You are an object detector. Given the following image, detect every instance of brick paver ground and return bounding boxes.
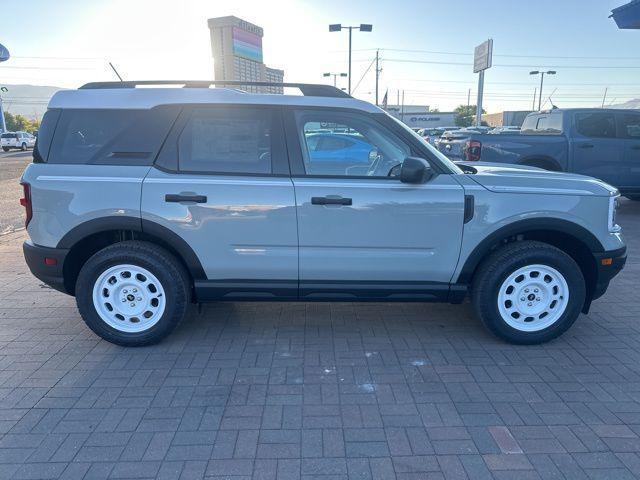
[0,199,639,479]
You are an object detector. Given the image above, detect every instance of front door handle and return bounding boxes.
[311,196,352,206]
[577,144,594,149]
[165,194,207,203]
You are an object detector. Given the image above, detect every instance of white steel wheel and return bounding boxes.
[497,264,569,332]
[92,264,166,333]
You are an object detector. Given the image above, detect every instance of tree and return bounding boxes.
[3,111,40,133]
[454,104,486,127]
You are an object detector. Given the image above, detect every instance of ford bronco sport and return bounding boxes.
[21,81,626,346]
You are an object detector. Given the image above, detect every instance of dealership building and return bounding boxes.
[383,105,457,129]
[207,16,284,94]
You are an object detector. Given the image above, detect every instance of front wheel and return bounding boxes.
[472,241,585,344]
[75,241,190,346]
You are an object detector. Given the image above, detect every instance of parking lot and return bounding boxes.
[0,155,640,479]
[0,150,30,235]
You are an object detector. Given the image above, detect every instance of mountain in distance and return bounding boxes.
[608,98,640,110]
[0,84,64,119]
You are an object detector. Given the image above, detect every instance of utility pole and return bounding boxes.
[375,49,380,106]
[467,88,471,108]
[532,88,537,111]
[401,90,405,122]
[601,87,608,108]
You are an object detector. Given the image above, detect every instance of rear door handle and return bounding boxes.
[578,144,594,149]
[165,194,207,203]
[311,196,352,206]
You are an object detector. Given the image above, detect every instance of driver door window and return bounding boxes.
[296,111,410,177]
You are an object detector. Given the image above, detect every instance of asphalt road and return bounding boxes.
[0,150,31,235]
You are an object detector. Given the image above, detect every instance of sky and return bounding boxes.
[0,0,638,113]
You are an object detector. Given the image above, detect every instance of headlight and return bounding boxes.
[608,195,621,233]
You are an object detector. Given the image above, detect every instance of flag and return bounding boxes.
[381,89,388,109]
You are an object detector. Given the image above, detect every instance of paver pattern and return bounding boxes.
[0,199,639,479]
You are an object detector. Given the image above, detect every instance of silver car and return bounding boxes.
[21,81,626,346]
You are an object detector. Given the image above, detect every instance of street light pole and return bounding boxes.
[530,70,556,111]
[323,72,347,88]
[329,23,373,95]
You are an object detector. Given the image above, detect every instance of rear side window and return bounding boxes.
[33,109,61,163]
[48,107,179,165]
[575,112,616,138]
[177,107,273,174]
[618,113,640,138]
[1,133,17,139]
[521,113,562,134]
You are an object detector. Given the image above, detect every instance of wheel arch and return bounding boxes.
[518,155,563,171]
[57,216,205,295]
[458,218,602,308]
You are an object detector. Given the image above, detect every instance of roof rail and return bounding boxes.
[79,80,351,98]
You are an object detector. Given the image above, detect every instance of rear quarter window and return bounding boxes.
[47,107,179,165]
[33,109,61,163]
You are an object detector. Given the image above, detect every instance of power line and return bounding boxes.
[384,58,640,69]
[351,47,640,61]
[352,57,376,94]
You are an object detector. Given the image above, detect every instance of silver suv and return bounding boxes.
[21,81,626,346]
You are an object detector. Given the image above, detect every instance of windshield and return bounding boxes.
[386,114,463,174]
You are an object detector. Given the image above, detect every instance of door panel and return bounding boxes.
[570,112,624,186]
[617,112,640,190]
[142,105,298,287]
[142,170,298,281]
[293,175,465,285]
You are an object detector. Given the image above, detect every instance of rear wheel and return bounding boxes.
[472,241,585,344]
[75,241,190,346]
[2,147,9,152]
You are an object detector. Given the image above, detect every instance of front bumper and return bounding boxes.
[591,246,627,301]
[23,241,71,295]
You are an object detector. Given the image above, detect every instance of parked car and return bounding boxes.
[21,81,625,346]
[436,129,477,159]
[1,131,36,151]
[304,132,375,175]
[489,126,521,134]
[460,108,640,200]
[418,127,454,146]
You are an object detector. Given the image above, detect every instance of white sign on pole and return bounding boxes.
[474,39,493,127]
[473,39,493,73]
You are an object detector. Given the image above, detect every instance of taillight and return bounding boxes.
[465,140,482,161]
[20,182,32,228]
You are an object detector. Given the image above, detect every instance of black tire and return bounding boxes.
[471,240,585,344]
[75,241,190,346]
[2,147,9,152]
[20,143,27,151]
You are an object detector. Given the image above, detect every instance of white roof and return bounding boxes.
[48,87,383,114]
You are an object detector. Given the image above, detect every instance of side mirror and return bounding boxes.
[400,157,434,184]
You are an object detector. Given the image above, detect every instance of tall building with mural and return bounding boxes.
[207,16,284,94]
